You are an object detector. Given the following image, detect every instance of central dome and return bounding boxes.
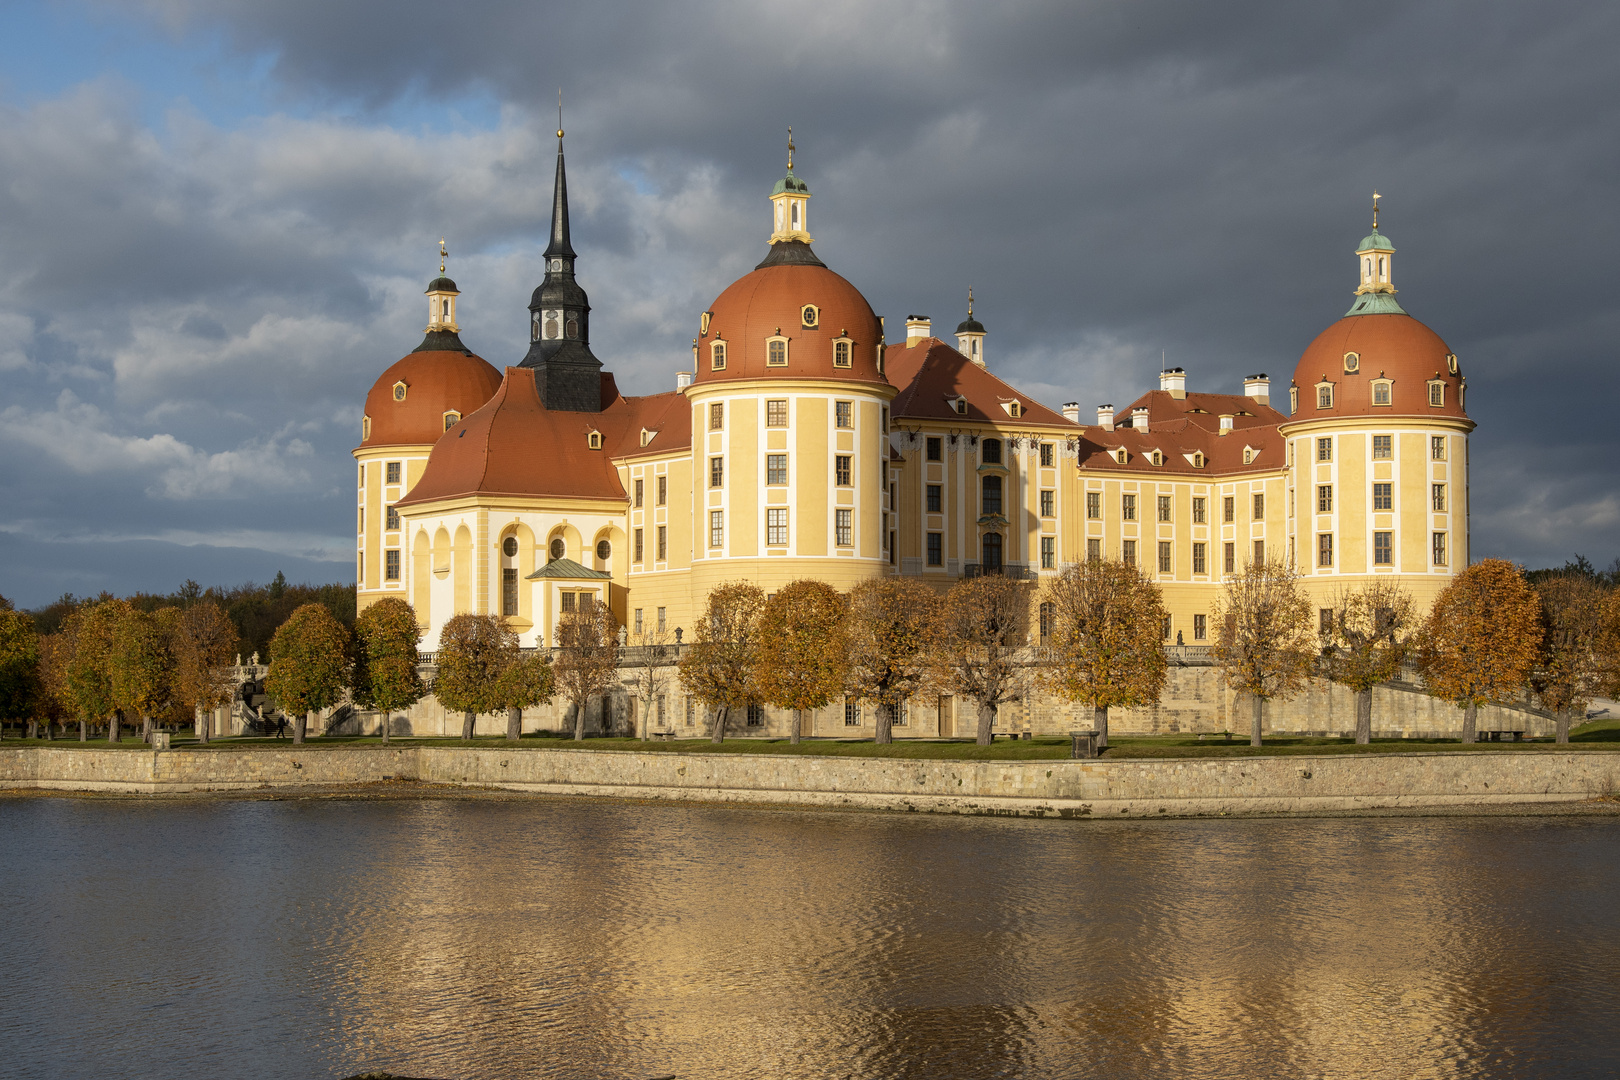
[695,261,885,385]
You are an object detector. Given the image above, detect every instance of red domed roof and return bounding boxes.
[694,262,885,386]
[1290,313,1467,422]
[360,339,502,448]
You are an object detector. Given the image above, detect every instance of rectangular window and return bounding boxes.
[1122,494,1137,521]
[634,528,644,562]
[1156,495,1171,522]
[1122,540,1136,566]
[1158,541,1172,573]
[927,484,942,513]
[1253,540,1265,565]
[844,700,860,727]
[1220,496,1233,523]
[1374,531,1393,565]
[1087,492,1101,520]
[1040,490,1054,517]
[767,399,788,427]
[835,455,852,486]
[1432,484,1446,512]
[1372,434,1392,459]
[767,454,788,485]
[888,482,895,511]
[1433,532,1447,566]
[747,703,765,726]
[1193,542,1206,574]
[386,461,401,484]
[709,456,724,487]
[1373,382,1392,407]
[982,439,1002,465]
[881,408,888,433]
[657,525,667,561]
[1318,533,1333,567]
[926,436,942,461]
[1373,482,1393,510]
[835,401,853,428]
[1042,537,1056,569]
[835,509,853,546]
[709,402,724,430]
[1320,608,1333,636]
[358,552,363,585]
[1431,435,1446,461]
[634,608,643,633]
[502,568,517,615]
[657,607,667,632]
[767,508,788,546]
[1224,542,1235,574]
[1193,613,1207,640]
[1086,538,1101,562]
[709,511,724,548]
[657,475,667,505]
[561,591,576,613]
[1317,437,1333,462]
[1429,382,1445,407]
[1252,493,1264,519]
[385,549,401,581]
[1040,443,1054,467]
[386,505,400,531]
[927,532,943,566]
[1193,497,1206,524]
[1317,385,1333,409]
[1318,485,1333,513]
[634,478,644,507]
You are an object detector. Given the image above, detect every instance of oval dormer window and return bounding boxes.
[393,382,407,402]
[1343,352,1360,373]
[801,305,818,329]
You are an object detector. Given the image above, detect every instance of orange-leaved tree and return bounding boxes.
[36,632,74,739]
[1531,574,1614,744]
[266,603,351,744]
[171,602,238,745]
[1416,559,1541,743]
[1213,558,1316,747]
[844,578,940,745]
[553,601,620,740]
[1041,559,1167,750]
[931,574,1032,746]
[433,613,515,741]
[110,606,177,743]
[65,600,128,742]
[679,582,766,744]
[1319,580,1416,744]
[352,598,424,744]
[754,580,848,744]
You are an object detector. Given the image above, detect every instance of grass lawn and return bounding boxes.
[4,722,1616,760]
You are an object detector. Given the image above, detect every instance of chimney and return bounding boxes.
[1132,406,1150,433]
[1218,414,1234,434]
[1097,404,1114,431]
[1062,402,1080,423]
[676,371,693,390]
[905,315,931,346]
[1159,366,1187,399]
[1243,373,1270,406]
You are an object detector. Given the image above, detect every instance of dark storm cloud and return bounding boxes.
[1,0,1616,606]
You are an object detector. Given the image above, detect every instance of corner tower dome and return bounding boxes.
[1288,198,1467,423]
[693,138,885,386]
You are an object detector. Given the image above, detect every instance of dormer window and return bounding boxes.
[952,396,968,416]
[362,415,372,441]
[1002,401,1022,419]
[766,336,789,367]
[1151,450,1163,466]
[442,410,461,432]
[1316,382,1334,409]
[833,337,852,368]
[1243,447,1255,465]
[1446,353,1459,375]
[1115,449,1128,465]
[587,430,602,450]
[640,428,657,447]
[392,381,408,402]
[700,311,712,335]
[1343,352,1360,373]
[711,340,727,370]
[1192,451,1205,468]
[1371,378,1393,406]
[1289,386,1299,412]
[801,305,819,329]
[1428,380,1446,407]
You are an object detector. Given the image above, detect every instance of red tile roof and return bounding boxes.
[886,338,1078,427]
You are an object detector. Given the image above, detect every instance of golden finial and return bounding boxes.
[439,237,447,274]
[787,125,794,171]
[1372,190,1381,230]
[967,286,974,318]
[557,89,564,140]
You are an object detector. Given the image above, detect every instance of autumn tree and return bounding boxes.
[1416,559,1542,743]
[171,602,239,745]
[1041,559,1168,750]
[844,578,940,744]
[1531,575,1614,744]
[36,633,75,739]
[65,600,128,742]
[0,604,39,737]
[110,606,177,742]
[433,614,515,741]
[353,598,425,744]
[1319,581,1416,744]
[496,650,555,741]
[679,582,766,744]
[266,603,352,744]
[931,574,1031,746]
[624,619,676,742]
[754,580,847,744]
[1213,559,1316,747]
[554,601,621,740]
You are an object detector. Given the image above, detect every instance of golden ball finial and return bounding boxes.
[557,129,564,139]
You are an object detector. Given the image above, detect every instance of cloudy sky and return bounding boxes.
[1,0,1616,607]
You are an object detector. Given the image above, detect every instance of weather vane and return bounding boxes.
[439,237,447,274]
[1372,190,1381,230]
[967,286,974,317]
[787,125,794,170]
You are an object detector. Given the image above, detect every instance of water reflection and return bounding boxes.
[1,800,1617,1080]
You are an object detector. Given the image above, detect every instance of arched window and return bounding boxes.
[442,410,460,431]
[442,299,451,320]
[531,312,541,341]
[791,201,799,228]
[767,337,788,366]
[982,475,1003,515]
[982,533,1003,572]
[1371,379,1393,406]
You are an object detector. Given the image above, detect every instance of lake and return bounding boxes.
[2,796,1617,1079]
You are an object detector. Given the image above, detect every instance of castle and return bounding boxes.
[354,134,1473,736]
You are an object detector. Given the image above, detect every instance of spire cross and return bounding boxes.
[787,126,794,171]
[439,237,447,274]
[967,286,973,317]
[1372,190,1381,230]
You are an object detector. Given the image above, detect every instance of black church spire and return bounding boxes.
[521,126,602,412]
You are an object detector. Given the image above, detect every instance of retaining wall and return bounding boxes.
[2,746,1615,818]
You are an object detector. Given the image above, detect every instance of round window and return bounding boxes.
[392,383,407,401]
[801,305,817,327]
[502,536,518,558]
[549,538,565,561]
[596,540,611,561]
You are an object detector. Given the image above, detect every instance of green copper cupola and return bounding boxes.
[1346,192,1407,316]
